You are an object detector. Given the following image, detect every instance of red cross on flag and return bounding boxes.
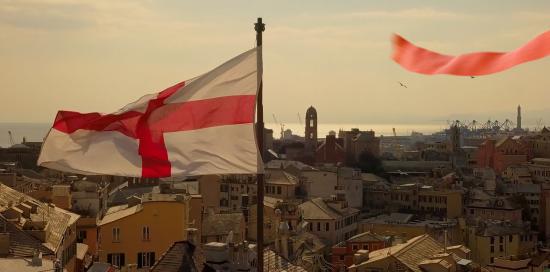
[38,48,262,178]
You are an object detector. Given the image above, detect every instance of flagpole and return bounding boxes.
[254,17,265,272]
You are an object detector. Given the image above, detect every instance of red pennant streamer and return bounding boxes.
[392,30,550,76]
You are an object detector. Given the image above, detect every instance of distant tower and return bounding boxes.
[517,105,522,130]
[305,106,317,148]
[449,121,461,153]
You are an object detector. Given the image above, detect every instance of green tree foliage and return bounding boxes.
[356,151,384,174]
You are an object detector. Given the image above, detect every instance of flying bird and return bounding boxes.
[398,81,407,88]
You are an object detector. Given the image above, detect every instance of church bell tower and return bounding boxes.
[305,106,317,149]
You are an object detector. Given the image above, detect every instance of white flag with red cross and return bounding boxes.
[38,48,262,178]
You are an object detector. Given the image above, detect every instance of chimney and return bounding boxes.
[159,182,171,194]
[2,207,23,222]
[24,201,38,214]
[17,203,31,218]
[127,195,141,207]
[23,219,47,231]
[353,249,369,265]
[204,242,229,267]
[27,227,48,243]
[186,228,198,245]
[31,249,42,266]
[175,194,186,202]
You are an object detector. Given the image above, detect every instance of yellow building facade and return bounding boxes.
[465,222,537,266]
[98,194,190,270]
[387,184,463,218]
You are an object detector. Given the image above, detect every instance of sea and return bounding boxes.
[265,123,446,139]
[0,122,447,148]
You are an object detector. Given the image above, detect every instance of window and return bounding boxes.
[107,253,125,267]
[339,255,345,261]
[317,222,321,231]
[137,252,155,268]
[509,235,513,242]
[112,227,120,242]
[325,223,329,231]
[277,186,282,195]
[490,246,494,253]
[499,236,504,243]
[363,244,369,250]
[77,230,87,243]
[499,245,504,252]
[352,245,359,251]
[490,237,494,244]
[142,226,150,241]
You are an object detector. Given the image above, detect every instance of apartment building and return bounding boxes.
[502,183,542,230]
[97,193,191,271]
[300,196,359,245]
[359,213,462,245]
[331,231,390,271]
[465,220,537,266]
[0,183,80,272]
[527,158,550,183]
[466,197,522,222]
[365,182,463,218]
[476,137,529,174]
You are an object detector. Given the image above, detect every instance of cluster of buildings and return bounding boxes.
[0,105,550,271]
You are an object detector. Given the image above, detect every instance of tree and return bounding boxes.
[356,151,384,174]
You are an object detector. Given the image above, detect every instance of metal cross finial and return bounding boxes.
[255,18,265,33]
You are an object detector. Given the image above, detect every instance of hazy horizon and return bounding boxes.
[1,0,549,125]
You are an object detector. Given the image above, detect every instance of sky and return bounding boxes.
[0,0,549,128]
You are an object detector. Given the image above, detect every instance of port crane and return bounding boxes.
[272,114,285,139]
[7,131,15,146]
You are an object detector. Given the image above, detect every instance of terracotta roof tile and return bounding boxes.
[0,183,79,253]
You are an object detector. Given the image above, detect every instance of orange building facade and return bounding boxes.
[331,232,389,271]
[476,137,529,174]
[97,194,191,270]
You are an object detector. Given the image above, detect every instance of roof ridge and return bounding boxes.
[392,234,429,257]
[310,198,335,219]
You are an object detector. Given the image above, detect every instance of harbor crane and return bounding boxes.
[272,114,285,139]
[7,131,15,146]
[501,119,515,131]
